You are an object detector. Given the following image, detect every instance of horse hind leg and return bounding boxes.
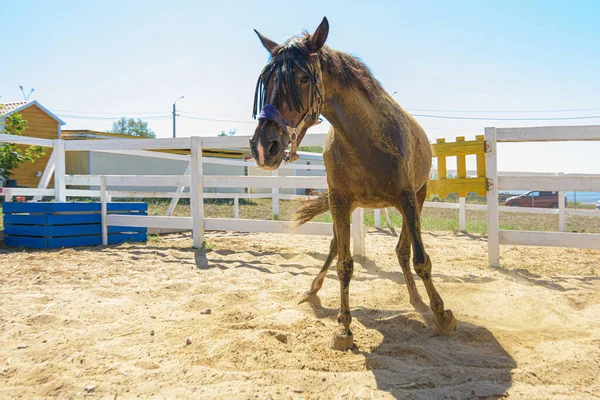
[398,187,457,335]
[396,222,427,311]
[298,231,337,305]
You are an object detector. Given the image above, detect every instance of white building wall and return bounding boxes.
[89,152,245,193]
[248,158,326,195]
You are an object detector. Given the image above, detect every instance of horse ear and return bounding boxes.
[254,29,279,56]
[308,17,329,53]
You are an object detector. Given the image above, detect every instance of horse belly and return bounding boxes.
[325,154,403,208]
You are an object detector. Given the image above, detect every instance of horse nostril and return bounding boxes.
[268,140,281,157]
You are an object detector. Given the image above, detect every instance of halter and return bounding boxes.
[252,50,324,163]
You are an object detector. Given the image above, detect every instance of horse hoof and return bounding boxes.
[433,310,457,336]
[330,331,354,351]
[298,292,321,307]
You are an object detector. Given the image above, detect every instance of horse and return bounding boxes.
[249,17,456,350]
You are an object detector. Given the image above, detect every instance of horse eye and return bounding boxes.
[299,76,310,83]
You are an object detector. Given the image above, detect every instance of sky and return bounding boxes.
[1,0,600,174]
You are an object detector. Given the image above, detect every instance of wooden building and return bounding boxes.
[0,101,65,187]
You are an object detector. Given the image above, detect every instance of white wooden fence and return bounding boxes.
[485,125,600,267]
[2,129,599,262]
[0,133,366,256]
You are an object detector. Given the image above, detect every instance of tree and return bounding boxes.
[109,117,156,138]
[218,128,237,137]
[0,106,46,182]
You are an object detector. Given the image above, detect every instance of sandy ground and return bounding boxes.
[1,229,599,399]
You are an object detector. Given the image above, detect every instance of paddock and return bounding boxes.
[1,126,600,398]
[1,229,599,399]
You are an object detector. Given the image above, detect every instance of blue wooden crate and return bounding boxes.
[2,202,147,249]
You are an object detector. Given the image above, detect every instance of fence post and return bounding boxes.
[558,188,566,232]
[53,139,66,202]
[476,135,487,196]
[234,193,239,219]
[3,188,13,202]
[374,209,381,228]
[190,137,205,248]
[459,197,466,232]
[100,176,108,246]
[352,208,365,257]
[271,169,279,218]
[384,208,393,229]
[485,127,500,267]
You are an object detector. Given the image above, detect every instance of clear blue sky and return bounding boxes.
[2,0,600,173]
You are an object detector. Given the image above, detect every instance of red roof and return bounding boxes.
[0,102,28,116]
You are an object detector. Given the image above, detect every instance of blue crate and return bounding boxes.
[2,202,147,249]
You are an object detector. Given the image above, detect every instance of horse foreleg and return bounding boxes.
[398,187,457,335]
[298,230,337,304]
[328,191,354,350]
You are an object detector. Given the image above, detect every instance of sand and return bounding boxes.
[1,229,599,399]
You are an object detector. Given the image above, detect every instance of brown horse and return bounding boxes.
[250,17,456,350]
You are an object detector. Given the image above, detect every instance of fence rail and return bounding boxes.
[486,125,600,266]
[3,130,600,262]
[0,134,365,256]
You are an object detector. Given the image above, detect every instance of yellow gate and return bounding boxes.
[427,135,487,199]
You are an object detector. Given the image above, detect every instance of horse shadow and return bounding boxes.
[305,297,515,399]
[196,245,516,399]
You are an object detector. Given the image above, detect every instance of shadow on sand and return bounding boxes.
[193,245,516,399]
[303,295,515,399]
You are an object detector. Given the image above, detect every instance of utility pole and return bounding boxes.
[172,96,184,138]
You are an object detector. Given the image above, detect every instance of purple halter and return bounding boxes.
[258,104,293,134]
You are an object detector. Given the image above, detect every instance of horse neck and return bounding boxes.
[321,75,393,143]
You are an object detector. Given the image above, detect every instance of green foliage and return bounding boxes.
[297,145,323,153]
[109,117,156,138]
[0,107,46,181]
[218,128,237,137]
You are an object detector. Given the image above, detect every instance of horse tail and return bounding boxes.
[295,190,330,226]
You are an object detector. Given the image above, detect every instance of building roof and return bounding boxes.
[62,129,248,159]
[62,130,145,140]
[0,100,66,125]
[0,101,28,115]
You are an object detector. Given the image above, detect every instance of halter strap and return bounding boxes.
[254,53,324,164]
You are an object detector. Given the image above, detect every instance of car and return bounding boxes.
[504,191,567,208]
[596,200,600,211]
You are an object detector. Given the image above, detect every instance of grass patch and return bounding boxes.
[2,198,597,236]
[145,199,600,235]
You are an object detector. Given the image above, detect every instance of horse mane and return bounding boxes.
[268,34,386,102]
[318,46,386,101]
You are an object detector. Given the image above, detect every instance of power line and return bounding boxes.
[411,114,600,121]
[407,107,600,114]
[57,114,171,120]
[179,115,256,124]
[179,109,251,118]
[53,109,169,115]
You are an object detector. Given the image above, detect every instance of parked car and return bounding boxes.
[504,191,567,208]
[596,200,600,211]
